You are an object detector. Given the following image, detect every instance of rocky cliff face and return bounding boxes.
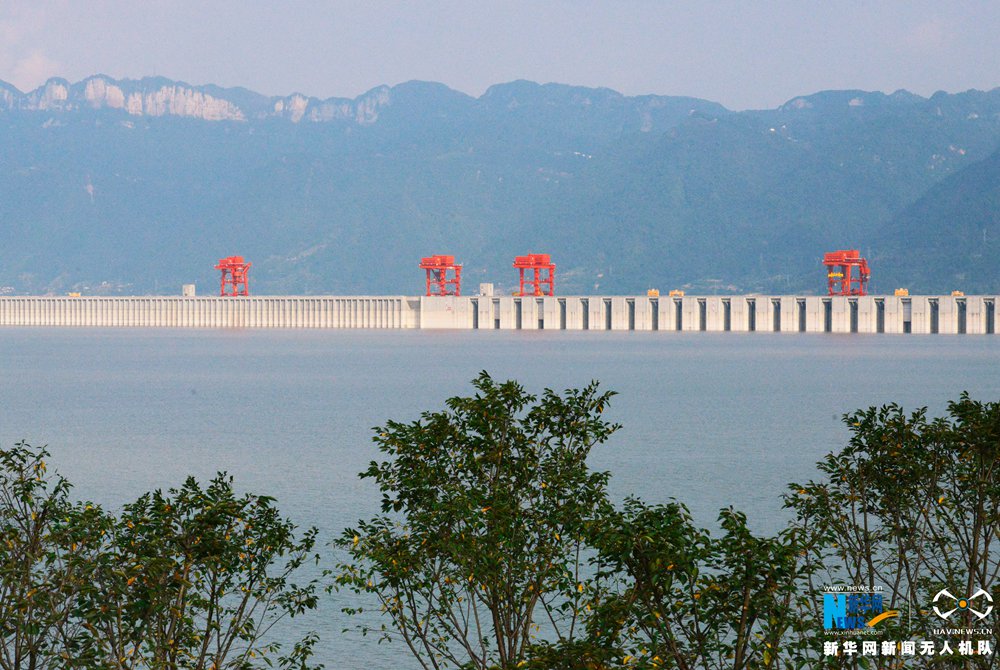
[0,75,396,124]
[0,83,19,110]
[82,77,245,121]
[270,85,391,123]
[0,75,728,133]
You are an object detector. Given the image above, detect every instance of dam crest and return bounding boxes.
[0,295,997,334]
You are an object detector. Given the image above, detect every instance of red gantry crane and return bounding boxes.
[419,255,463,296]
[513,253,555,296]
[215,256,252,296]
[823,249,870,296]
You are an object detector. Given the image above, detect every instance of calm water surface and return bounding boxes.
[2,328,998,667]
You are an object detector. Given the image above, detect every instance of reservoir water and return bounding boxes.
[1,328,998,667]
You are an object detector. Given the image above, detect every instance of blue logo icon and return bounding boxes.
[823,593,884,630]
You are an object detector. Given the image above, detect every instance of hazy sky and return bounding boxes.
[1,1,998,110]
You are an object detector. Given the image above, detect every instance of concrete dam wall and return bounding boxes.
[0,296,418,329]
[0,295,997,334]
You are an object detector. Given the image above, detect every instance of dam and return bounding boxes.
[0,294,997,334]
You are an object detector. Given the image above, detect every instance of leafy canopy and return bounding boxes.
[335,372,619,670]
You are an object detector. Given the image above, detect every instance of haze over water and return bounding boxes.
[2,328,998,666]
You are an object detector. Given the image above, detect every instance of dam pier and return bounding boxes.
[0,294,997,334]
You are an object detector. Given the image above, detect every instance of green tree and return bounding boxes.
[334,372,619,670]
[786,393,1000,669]
[0,442,99,670]
[547,499,813,670]
[74,473,322,670]
[1,443,324,670]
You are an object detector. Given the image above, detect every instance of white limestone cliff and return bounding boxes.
[0,75,399,124]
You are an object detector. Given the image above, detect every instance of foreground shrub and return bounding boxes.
[0,444,322,670]
[340,381,1000,669]
[786,392,1000,666]
[334,372,618,670]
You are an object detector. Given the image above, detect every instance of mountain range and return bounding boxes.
[1,75,998,296]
